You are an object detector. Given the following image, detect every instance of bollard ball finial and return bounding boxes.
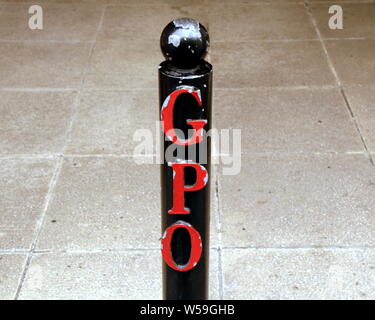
[160,18,209,69]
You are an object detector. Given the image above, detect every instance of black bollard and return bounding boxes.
[159,18,213,300]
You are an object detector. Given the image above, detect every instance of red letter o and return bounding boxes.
[161,221,202,272]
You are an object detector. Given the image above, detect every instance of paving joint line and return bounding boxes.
[215,85,341,91]
[1,247,221,255]
[0,88,78,92]
[211,38,371,43]
[0,151,369,161]
[304,1,375,167]
[240,151,366,156]
[0,250,30,255]
[13,156,64,299]
[340,89,374,165]
[5,84,375,92]
[0,39,95,44]
[223,245,375,250]
[4,1,374,298]
[214,171,224,300]
[104,2,306,7]
[308,0,374,3]
[12,4,108,300]
[32,248,161,255]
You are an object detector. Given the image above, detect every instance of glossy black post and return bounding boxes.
[159,18,212,300]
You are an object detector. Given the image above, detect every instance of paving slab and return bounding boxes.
[344,86,375,153]
[84,40,161,89]
[0,254,27,300]
[223,248,375,299]
[219,153,375,247]
[0,91,76,154]
[37,157,218,250]
[325,40,375,86]
[0,159,55,250]
[66,90,157,155]
[213,88,363,153]
[208,4,316,41]
[210,41,336,88]
[18,249,219,299]
[0,42,90,88]
[37,157,161,250]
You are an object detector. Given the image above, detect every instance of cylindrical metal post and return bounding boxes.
[159,18,212,300]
